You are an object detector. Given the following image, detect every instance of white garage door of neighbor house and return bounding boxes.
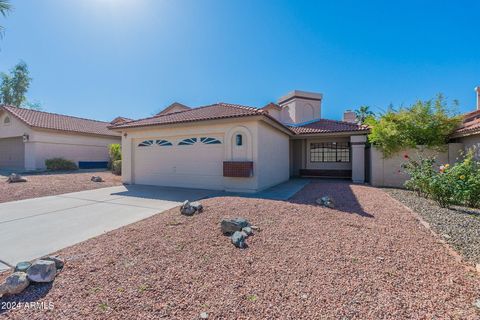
[0,137,25,169]
[133,137,225,190]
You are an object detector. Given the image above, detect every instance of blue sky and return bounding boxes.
[0,0,479,122]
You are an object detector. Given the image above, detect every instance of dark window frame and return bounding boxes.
[235,134,243,146]
[310,142,351,163]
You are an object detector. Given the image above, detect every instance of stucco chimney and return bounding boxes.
[343,110,357,123]
[476,86,480,110]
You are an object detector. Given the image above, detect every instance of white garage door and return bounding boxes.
[133,137,225,190]
[0,137,25,169]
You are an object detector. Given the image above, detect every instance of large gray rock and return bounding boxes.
[27,260,57,283]
[221,218,250,235]
[91,176,104,182]
[231,231,248,248]
[7,173,27,183]
[180,200,203,216]
[40,256,64,270]
[0,272,30,296]
[242,226,253,236]
[316,196,335,208]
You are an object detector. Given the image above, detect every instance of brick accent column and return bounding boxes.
[350,135,367,183]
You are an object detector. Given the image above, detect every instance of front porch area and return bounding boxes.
[289,134,367,183]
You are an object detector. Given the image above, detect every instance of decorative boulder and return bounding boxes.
[190,201,203,213]
[221,218,250,235]
[7,173,27,183]
[0,272,30,296]
[91,176,104,182]
[180,200,203,216]
[40,256,64,270]
[27,260,57,283]
[242,226,253,236]
[231,231,248,248]
[15,261,32,273]
[316,196,335,208]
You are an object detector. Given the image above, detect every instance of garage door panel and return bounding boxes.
[133,141,224,190]
[0,137,25,169]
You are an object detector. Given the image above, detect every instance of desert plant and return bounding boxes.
[108,144,121,170]
[112,159,122,176]
[45,158,78,171]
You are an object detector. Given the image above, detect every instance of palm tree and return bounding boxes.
[0,0,11,37]
[355,105,375,124]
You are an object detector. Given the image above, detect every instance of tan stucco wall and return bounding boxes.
[370,144,463,188]
[459,133,480,160]
[257,122,290,190]
[0,110,32,138]
[26,129,120,170]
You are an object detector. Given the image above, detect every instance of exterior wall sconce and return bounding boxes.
[22,133,29,143]
[123,133,128,138]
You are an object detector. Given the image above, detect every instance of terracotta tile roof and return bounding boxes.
[111,103,269,129]
[454,109,480,136]
[110,102,369,136]
[289,119,369,134]
[1,105,120,137]
[261,102,281,110]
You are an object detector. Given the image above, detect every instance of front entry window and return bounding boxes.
[310,142,350,162]
[235,134,243,146]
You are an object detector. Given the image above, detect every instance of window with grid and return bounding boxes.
[310,142,350,162]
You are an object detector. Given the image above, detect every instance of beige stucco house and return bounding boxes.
[0,106,121,170]
[110,90,369,193]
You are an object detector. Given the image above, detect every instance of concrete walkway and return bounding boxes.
[0,185,216,270]
[224,179,310,201]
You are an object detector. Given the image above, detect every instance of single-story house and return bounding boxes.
[0,105,121,170]
[110,90,369,192]
[450,86,480,160]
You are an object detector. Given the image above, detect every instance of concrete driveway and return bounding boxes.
[0,185,217,270]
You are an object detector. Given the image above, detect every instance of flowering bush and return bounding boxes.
[448,150,480,208]
[402,149,480,208]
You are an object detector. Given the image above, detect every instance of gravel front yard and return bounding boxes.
[1,181,480,319]
[0,171,122,203]
[385,188,480,266]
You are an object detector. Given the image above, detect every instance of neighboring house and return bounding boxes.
[450,86,480,160]
[110,90,369,192]
[0,106,121,170]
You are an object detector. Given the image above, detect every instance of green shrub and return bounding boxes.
[112,160,122,176]
[45,158,78,171]
[427,168,457,208]
[108,144,121,169]
[367,94,461,157]
[402,154,436,197]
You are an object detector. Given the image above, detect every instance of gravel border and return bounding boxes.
[384,188,480,266]
[1,182,480,319]
[0,171,122,203]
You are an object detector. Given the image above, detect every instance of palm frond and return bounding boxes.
[0,0,11,17]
